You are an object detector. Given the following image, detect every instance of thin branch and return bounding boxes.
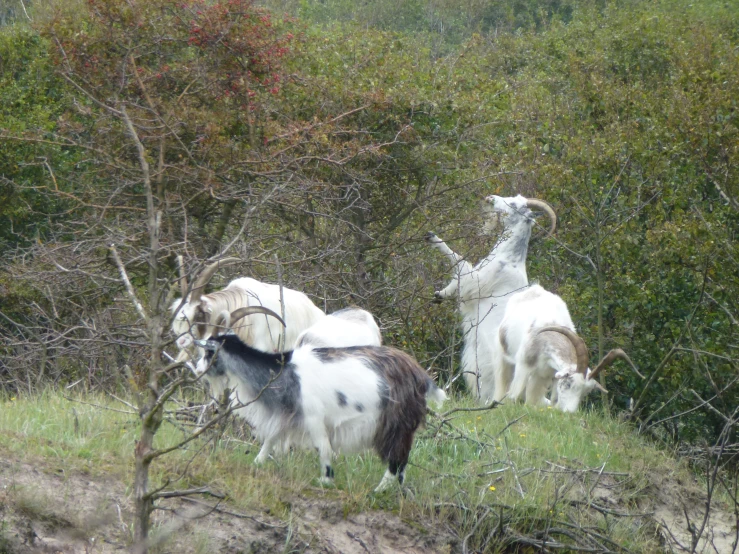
[109,244,149,324]
[151,487,225,500]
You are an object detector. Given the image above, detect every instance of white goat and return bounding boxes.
[295,307,382,348]
[426,194,556,402]
[501,285,639,412]
[171,259,325,361]
[195,307,447,492]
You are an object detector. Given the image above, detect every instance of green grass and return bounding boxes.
[0,390,712,551]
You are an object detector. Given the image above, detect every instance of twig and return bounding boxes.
[178,497,286,528]
[568,500,654,519]
[440,400,502,419]
[62,395,137,415]
[109,244,149,324]
[151,486,225,500]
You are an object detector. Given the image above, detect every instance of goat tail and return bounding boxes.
[425,379,448,410]
[372,348,430,464]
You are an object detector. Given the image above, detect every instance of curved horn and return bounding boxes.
[189,257,241,303]
[230,306,286,329]
[588,348,642,381]
[525,199,557,238]
[537,326,589,375]
[176,255,188,298]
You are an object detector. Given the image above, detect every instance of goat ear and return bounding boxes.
[213,310,230,334]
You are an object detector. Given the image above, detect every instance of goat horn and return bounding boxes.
[525,199,557,238]
[190,257,241,303]
[537,326,589,375]
[176,255,188,298]
[588,348,642,381]
[230,306,287,329]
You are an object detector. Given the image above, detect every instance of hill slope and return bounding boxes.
[0,392,734,553]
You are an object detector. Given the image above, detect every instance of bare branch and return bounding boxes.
[109,243,149,324]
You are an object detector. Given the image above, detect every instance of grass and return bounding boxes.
[0,389,717,552]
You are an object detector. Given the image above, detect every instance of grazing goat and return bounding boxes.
[171,259,325,361]
[195,308,447,492]
[295,307,382,348]
[426,194,556,402]
[501,285,639,412]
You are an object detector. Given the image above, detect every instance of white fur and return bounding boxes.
[427,195,546,402]
[172,277,325,358]
[295,307,382,348]
[499,285,599,412]
[226,351,385,464]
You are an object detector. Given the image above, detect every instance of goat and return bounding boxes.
[500,285,639,412]
[426,194,556,402]
[171,259,325,362]
[195,307,447,492]
[295,307,382,348]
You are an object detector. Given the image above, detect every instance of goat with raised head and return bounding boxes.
[500,285,639,412]
[171,259,325,361]
[426,194,556,402]
[295,307,382,348]
[195,308,446,492]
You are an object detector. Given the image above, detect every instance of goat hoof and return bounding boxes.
[432,293,443,304]
[318,477,335,487]
[424,231,437,241]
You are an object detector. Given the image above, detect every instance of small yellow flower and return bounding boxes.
[467,420,472,424]
[519,433,526,438]
[477,416,482,420]
[10,397,16,401]
[489,485,496,491]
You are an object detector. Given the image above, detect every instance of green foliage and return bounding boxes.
[0,28,70,251]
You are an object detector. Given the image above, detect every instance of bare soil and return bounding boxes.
[1,449,737,553]
[0,454,457,553]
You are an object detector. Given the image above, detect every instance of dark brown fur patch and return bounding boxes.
[366,347,430,467]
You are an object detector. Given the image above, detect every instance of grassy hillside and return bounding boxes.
[0,391,732,552]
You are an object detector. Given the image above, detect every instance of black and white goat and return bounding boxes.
[171,259,325,362]
[426,195,556,402]
[195,307,446,491]
[500,285,639,412]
